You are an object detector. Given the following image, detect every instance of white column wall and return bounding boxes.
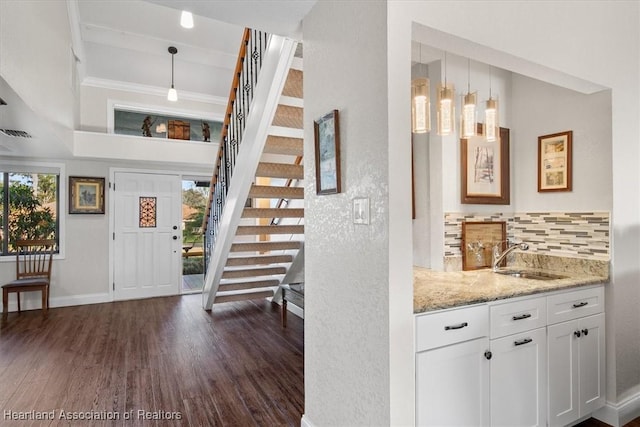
[303,1,394,425]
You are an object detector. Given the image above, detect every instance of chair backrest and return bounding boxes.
[15,239,55,280]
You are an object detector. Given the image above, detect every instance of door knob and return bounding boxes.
[574,330,581,338]
[484,350,492,360]
[173,225,178,230]
[582,328,589,336]
[173,236,178,240]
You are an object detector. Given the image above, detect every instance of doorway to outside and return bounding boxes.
[113,172,182,300]
[181,178,210,293]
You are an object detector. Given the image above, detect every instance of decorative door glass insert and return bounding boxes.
[139,197,157,228]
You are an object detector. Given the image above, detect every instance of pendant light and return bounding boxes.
[461,59,477,138]
[411,44,431,134]
[437,52,455,136]
[167,46,178,102]
[485,66,499,142]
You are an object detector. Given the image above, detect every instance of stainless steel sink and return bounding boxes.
[493,269,567,281]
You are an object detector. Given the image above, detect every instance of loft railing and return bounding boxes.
[203,28,269,271]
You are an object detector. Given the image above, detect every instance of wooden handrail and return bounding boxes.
[202,28,251,232]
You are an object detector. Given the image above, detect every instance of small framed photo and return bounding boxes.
[314,109,341,195]
[69,176,105,214]
[461,124,510,205]
[538,130,572,192]
[461,221,507,271]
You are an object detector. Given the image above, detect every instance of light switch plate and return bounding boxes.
[353,197,370,225]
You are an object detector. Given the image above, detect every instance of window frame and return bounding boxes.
[0,161,66,260]
[107,100,224,143]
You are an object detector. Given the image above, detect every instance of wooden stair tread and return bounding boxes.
[218,279,281,292]
[222,266,286,279]
[214,289,275,304]
[256,162,304,180]
[230,241,302,252]
[272,105,303,129]
[264,136,303,156]
[242,207,304,218]
[282,69,303,98]
[249,185,304,199]
[226,254,293,266]
[237,225,304,235]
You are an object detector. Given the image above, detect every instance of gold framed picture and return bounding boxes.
[69,176,105,214]
[538,130,572,192]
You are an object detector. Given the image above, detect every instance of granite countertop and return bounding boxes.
[414,266,608,314]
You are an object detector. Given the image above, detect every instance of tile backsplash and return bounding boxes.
[444,212,610,269]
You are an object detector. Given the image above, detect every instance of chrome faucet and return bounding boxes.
[492,241,529,271]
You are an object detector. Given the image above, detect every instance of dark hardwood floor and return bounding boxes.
[0,295,304,426]
[577,417,640,427]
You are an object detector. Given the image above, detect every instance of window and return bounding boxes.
[114,109,223,143]
[0,168,60,255]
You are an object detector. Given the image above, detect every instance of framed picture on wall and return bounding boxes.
[314,109,341,195]
[538,130,572,192]
[69,176,105,214]
[461,124,510,205]
[461,221,507,270]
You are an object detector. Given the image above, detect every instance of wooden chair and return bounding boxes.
[2,239,55,318]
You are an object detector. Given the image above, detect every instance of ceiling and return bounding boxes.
[0,0,316,158]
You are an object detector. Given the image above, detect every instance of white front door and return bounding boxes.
[113,172,182,300]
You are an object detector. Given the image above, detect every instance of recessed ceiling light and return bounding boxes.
[180,11,194,29]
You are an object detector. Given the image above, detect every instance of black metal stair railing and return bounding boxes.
[203,28,269,272]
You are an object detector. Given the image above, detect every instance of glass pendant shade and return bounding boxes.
[167,46,178,102]
[411,77,431,133]
[485,98,499,142]
[167,86,177,102]
[437,83,455,136]
[461,92,477,137]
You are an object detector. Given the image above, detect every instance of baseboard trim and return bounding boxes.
[1,292,111,313]
[301,414,314,427]
[594,392,640,427]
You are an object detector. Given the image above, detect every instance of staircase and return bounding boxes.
[202,30,304,309]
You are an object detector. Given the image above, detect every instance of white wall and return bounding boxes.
[0,0,76,144]
[0,157,212,311]
[511,74,612,212]
[388,0,640,419]
[303,1,395,425]
[80,85,226,133]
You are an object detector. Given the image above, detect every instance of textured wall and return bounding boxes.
[303,1,392,425]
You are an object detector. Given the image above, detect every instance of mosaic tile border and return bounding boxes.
[444,211,610,262]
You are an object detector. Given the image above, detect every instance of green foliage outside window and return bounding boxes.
[0,172,58,254]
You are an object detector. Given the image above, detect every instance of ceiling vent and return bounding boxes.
[0,129,32,138]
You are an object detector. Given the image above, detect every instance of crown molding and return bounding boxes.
[82,77,227,105]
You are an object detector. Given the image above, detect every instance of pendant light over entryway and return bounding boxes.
[167,46,178,102]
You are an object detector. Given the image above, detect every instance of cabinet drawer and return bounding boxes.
[547,286,604,325]
[490,296,547,338]
[416,305,488,352]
